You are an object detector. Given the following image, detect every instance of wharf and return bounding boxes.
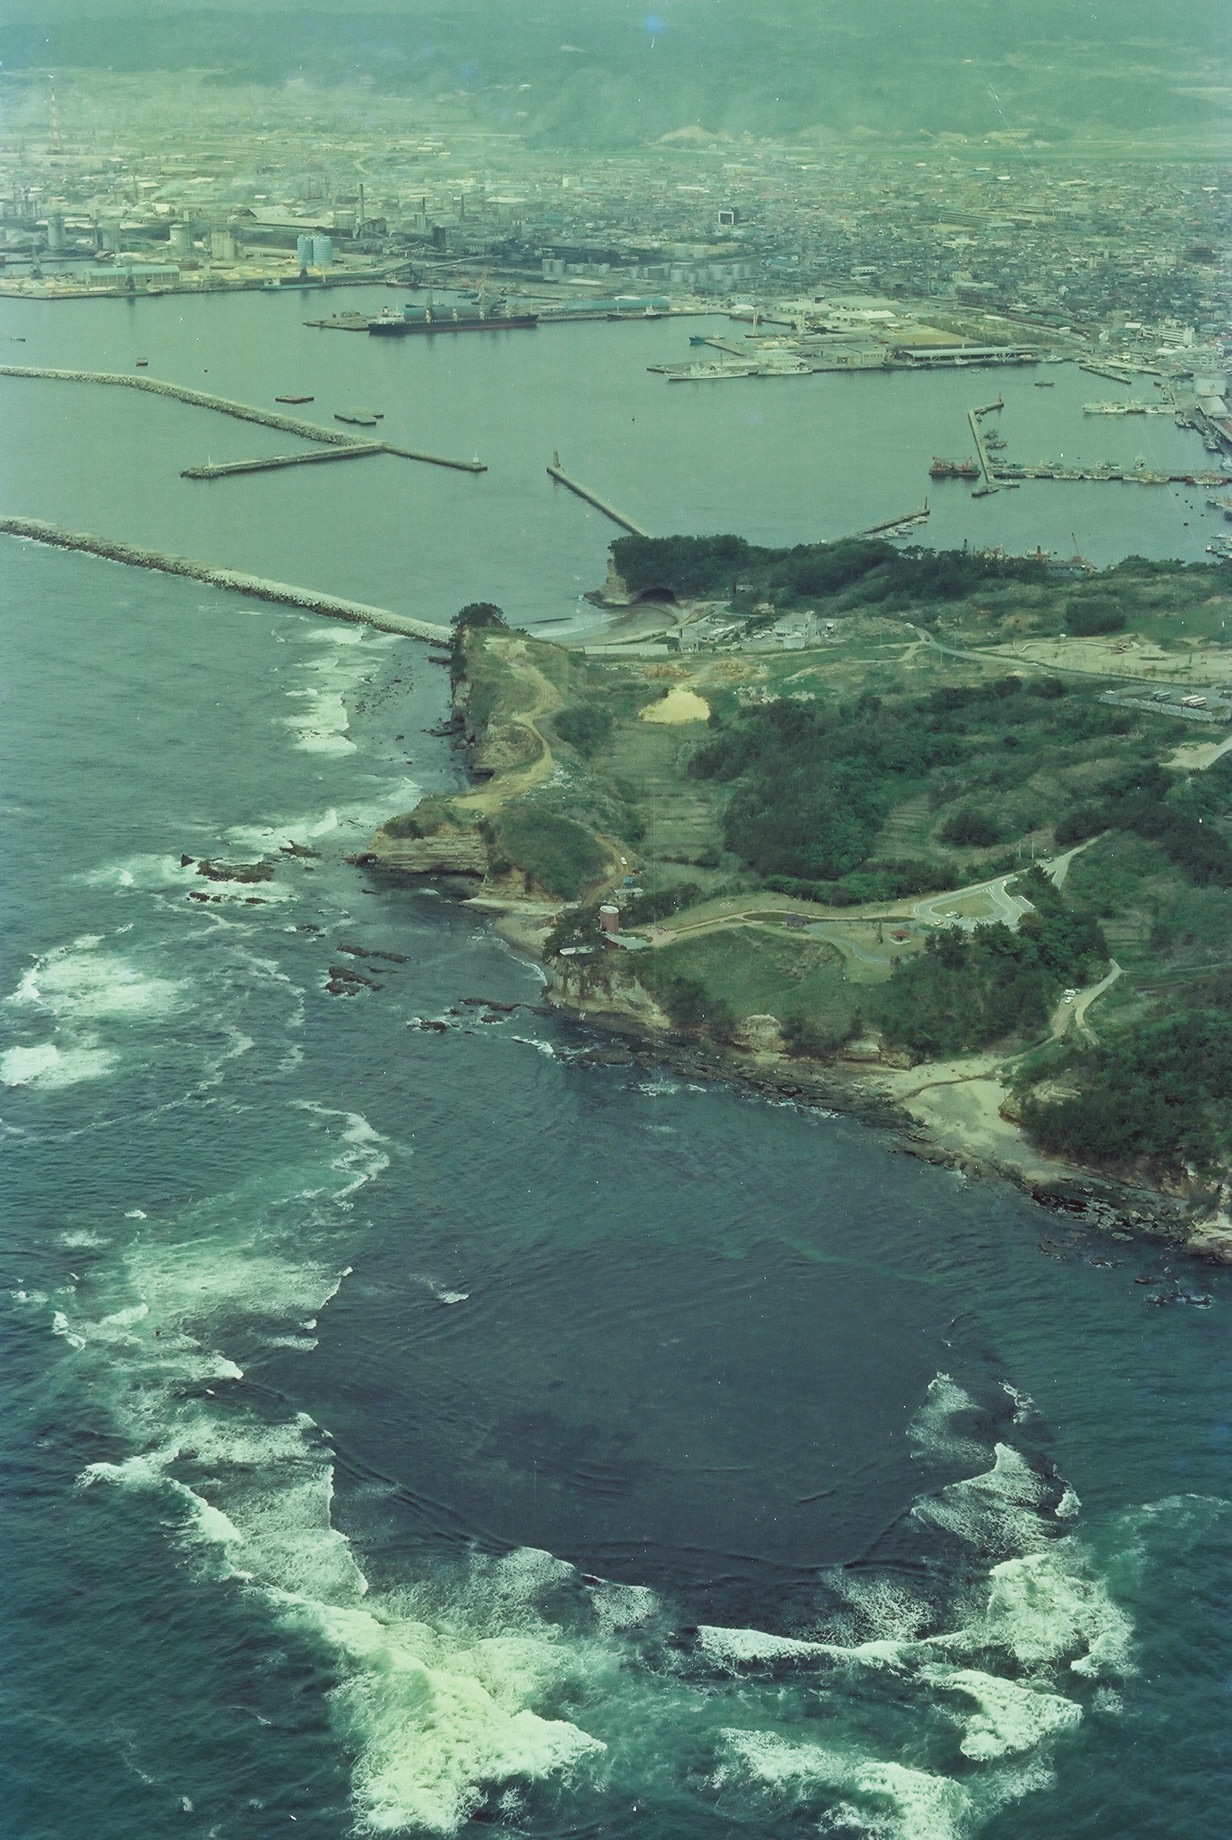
[547,453,650,537]
[0,515,451,642]
[1078,363,1134,386]
[994,462,1231,487]
[966,405,1000,494]
[846,503,931,539]
[1083,401,1172,416]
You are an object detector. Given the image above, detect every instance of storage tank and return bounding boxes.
[311,233,333,268]
[169,223,192,257]
[598,904,621,936]
[296,233,314,269]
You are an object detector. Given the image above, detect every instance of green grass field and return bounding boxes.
[650,929,861,1034]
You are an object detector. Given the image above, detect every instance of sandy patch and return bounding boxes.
[873,1057,1064,1182]
[1166,733,1232,772]
[641,686,711,724]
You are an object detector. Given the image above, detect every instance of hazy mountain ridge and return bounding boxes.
[2,2,1227,147]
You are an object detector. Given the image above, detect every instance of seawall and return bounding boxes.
[0,516,451,642]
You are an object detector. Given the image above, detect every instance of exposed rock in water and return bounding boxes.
[326,964,382,992]
[280,840,321,859]
[196,858,275,884]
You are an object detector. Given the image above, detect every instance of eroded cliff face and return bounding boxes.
[364,824,489,877]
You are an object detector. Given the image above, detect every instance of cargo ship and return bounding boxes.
[929,456,981,480]
[368,304,539,337]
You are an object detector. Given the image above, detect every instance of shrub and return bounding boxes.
[553,702,615,758]
[491,808,607,900]
[938,805,1002,847]
[1065,595,1125,636]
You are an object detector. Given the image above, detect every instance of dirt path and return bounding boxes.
[1051,959,1123,1043]
[454,641,561,815]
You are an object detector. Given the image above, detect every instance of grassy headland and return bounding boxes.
[371,541,1232,1249]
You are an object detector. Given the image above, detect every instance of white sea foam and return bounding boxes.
[222,776,424,855]
[586,1579,658,1637]
[1,1041,119,1087]
[907,1372,990,1467]
[283,689,358,756]
[716,1730,974,1840]
[913,1442,1051,1554]
[972,1546,1135,1678]
[79,854,197,892]
[924,1666,1082,1759]
[271,1590,605,1837]
[7,945,184,1023]
[505,1033,555,1058]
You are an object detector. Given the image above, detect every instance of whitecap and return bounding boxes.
[2,1041,119,1088]
[924,1665,1082,1759]
[907,1372,990,1468]
[8,948,185,1022]
[510,1034,557,1058]
[716,1730,973,1840]
[913,1442,1052,1554]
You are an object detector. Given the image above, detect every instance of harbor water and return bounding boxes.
[1,291,1229,1840]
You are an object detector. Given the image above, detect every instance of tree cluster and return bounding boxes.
[610,534,1049,609]
[1020,1010,1232,1173]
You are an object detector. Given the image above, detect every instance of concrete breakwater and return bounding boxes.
[547,451,650,536]
[182,444,387,479]
[0,366,488,472]
[0,516,451,642]
[0,364,365,446]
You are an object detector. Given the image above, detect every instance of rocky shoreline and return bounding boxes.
[538,977,1213,1260]
[354,879,1219,1266]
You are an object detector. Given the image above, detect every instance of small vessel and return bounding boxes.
[667,360,756,381]
[1034,380,1055,387]
[335,410,379,427]
[753,354,813,376]
[135,358,148,367]
[275,394,314,404]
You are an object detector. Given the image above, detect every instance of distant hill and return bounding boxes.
[2,1,1228,148]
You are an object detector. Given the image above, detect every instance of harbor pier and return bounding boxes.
[966,403,1001,494]
[547,453,650,537]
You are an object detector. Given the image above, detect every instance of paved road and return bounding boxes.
[1053,959,1123,1042]
[912,875,1035,930]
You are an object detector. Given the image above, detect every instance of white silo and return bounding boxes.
[311,233,333,268]
[296,233,314,268]
[169,223,192,256]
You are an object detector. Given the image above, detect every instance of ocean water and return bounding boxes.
[1,296,1230,1839]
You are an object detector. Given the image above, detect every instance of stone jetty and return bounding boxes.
[0,516,451,642]
[0,366,487,472]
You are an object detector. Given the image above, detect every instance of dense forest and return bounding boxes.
[1020,1011,1232,1175]
[872,869,1107,1057]
[686,673,1140,887]
[611,534,1050,610]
